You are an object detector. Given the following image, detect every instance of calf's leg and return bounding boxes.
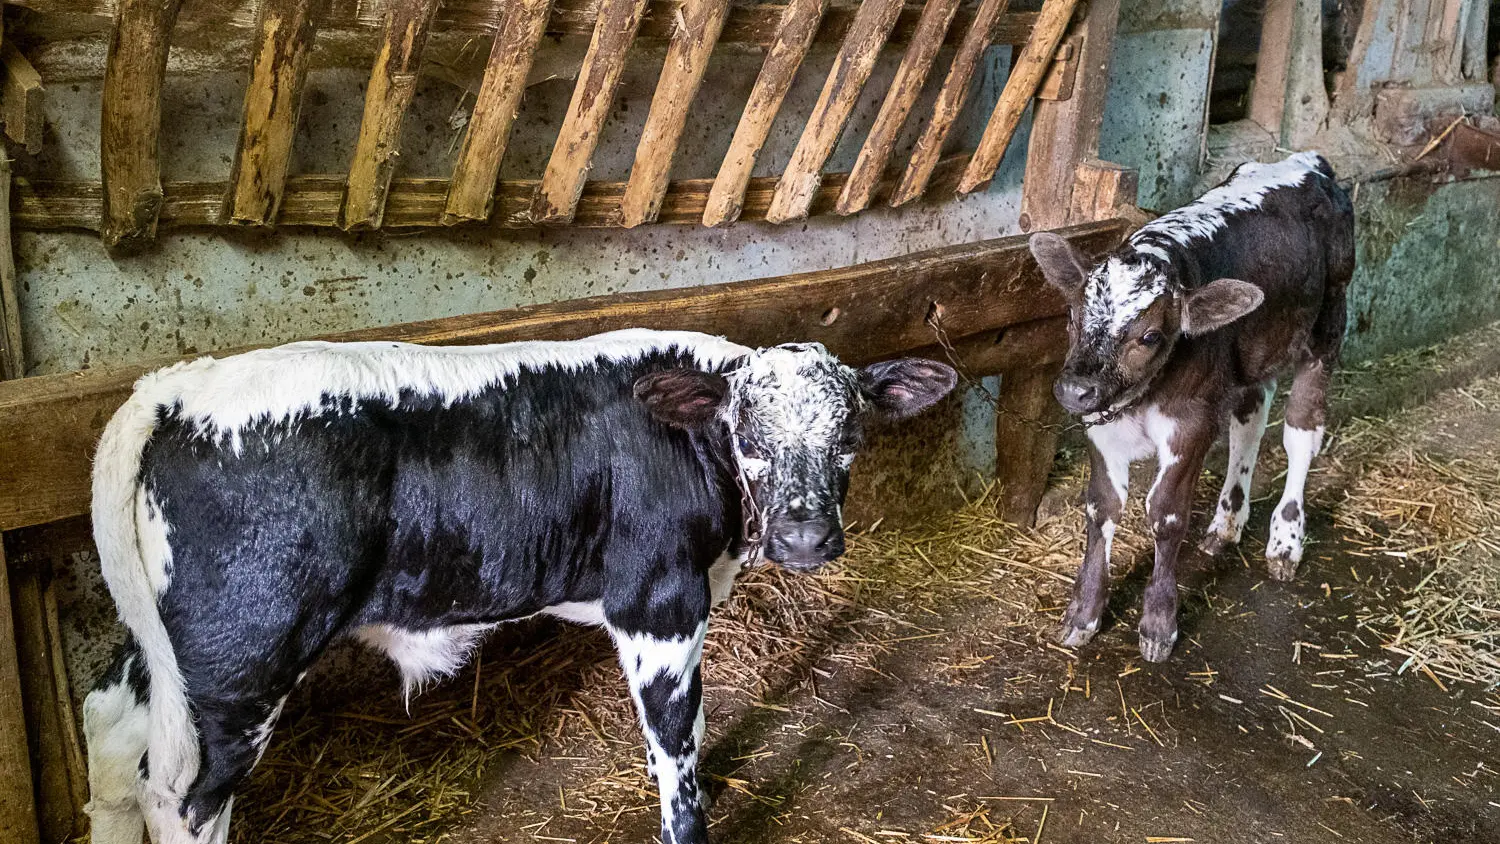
[1267,359,1329,580]
[1140,427,1213,663]
[83,638,149,844]
[1058,441,1130,647]
[1201,381,1274,556]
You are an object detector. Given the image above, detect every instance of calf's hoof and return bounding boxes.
[1266,552,1300,582]
[1137,628,1178,663]
[1197,533,1233,558]
[1056,618,1100,649]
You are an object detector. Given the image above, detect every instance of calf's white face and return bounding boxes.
[1029,233,1265,415]
[634,343,957,570]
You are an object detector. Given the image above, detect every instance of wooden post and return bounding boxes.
[702,0,829,227]
[1,43,44,156]
[227,0,324,226]
[442,0,555,225]
[835,0,962,215]
[0,155,23,383]
[765,0,905,223]
[619,0,732,227]
[530,0,653,224]
[957,0,1080,195]
[100,0,185,248]
[1248,0,1327,149]
[994,359,1067,525]
[1067,159,1138,224]
[889,0,1010,207]
[341,0,441,230]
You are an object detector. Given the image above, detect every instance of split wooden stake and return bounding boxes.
[530,0,653,224]
[341,0,441,230]
[766,0,905,223]
[442,0,555,225]
[0,42,44,156]
[890,0,1010,207]
[702,0,829,227]
[958,0,1080,195]
[227,0,324,226]
[836,0,962,215]
[619,0,731,227]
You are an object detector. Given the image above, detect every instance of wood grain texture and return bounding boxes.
[0,218,1126,532]
[957,0,1080,195]
[834,0,961,216]
[0,155,23,381]
[618,0,731,227]
[0,543,40,844]
[1,42,45,156]
[994,359,1067,525]
[226,0,323,226]
[764,0,904,223]
[441,0,555,225]
[529,0,653,224]
[340,0,441,230]
[1066,159,1137,224]
[99,0,185,247]
[702,0,829,227]
[889,0,1009,207]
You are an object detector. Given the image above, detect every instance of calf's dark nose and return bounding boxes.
[765,519,842,569]
[1054,375,1104,414]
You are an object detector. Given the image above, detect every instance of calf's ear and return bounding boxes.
[1028,232,1090,296]
[1182,278,1264,335]
[859,358,958,422]
[634,369,729,428]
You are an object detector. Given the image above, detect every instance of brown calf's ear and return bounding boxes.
[859,358,958,422]
[1028,232,1090,296]
[634,369,729,428]
[1182,279,1265,336]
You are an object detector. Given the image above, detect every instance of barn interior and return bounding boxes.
[0,0,1497,843]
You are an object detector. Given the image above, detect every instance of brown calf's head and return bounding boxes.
[1028,233,1264,416]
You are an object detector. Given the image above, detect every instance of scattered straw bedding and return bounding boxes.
[224,339,1500,844]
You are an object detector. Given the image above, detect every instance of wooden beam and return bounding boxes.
[1067,159,1137,225]
[764,0,904,223]
[618,0,731,227]
[441,0,555,225]
[530,0,653,224]
[0,543,39,844]
[702,0,829,227]
[99,0,185,248]
[0,155,22,381]
[226,0,323,226]
[889,0,1009,207]
[994,357,1067,525]
[1248,0,1328,149]
[1017,0,1119,232]
[957,0,1079,195]
[340,0,441,230]
[0,218,1126,533]
[834,0,961,215]
[1,43,44,156]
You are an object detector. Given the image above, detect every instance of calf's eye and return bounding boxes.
[1139,330,1164,348]
[735,435,762,459]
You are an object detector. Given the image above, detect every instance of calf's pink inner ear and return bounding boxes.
[633,370,729,428]
[1182,278,1265,336]
[859,359,959,421]
[1028,232,1089,295]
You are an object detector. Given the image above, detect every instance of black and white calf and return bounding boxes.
[82,329,956,844]
[1028,151,1355,662]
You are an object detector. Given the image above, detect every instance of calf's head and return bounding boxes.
[635,343,956,571]
[1028,233,1265,416]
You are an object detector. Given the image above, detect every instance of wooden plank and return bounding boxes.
[0,544,40,844]
[994,358,1067,525]
[889,0,1009,207]
[529,0,653,224]
[702,0,829,227]
[0,155,23,381]
[957,0,1080,195]
[13,156,975,231]
[99,0,185,248]
[226,0,323,226]
[1248,0,1294,135]
[618,0,732,227]
[764,0,905,224]
[834,0,961,216]
[340,0,441,230]
[0,218,1126,532]
[1066,159,1137,225]
[1017,0,1119,232]
[441,0,555,225]
[1,43,44,156]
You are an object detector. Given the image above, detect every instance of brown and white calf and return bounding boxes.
[1028,151,1354,662]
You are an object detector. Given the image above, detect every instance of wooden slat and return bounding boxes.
[340,0,441,230]
[99,0,185,248]
[702,0,829,227]
[1067,159,1137,225]
[226,0,323,226]
[0,218,1126,532]
[13,154,973,231]
[0,43,44,156]
[957,0,1080,194]
[441,0,555,225]
[530,0,653,224]
[888,0,1009,207]
[0,155,22,381]
[764,0,904,224]
[0,543,39,844]
[618,0,731,227]
[834,0,961,215]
